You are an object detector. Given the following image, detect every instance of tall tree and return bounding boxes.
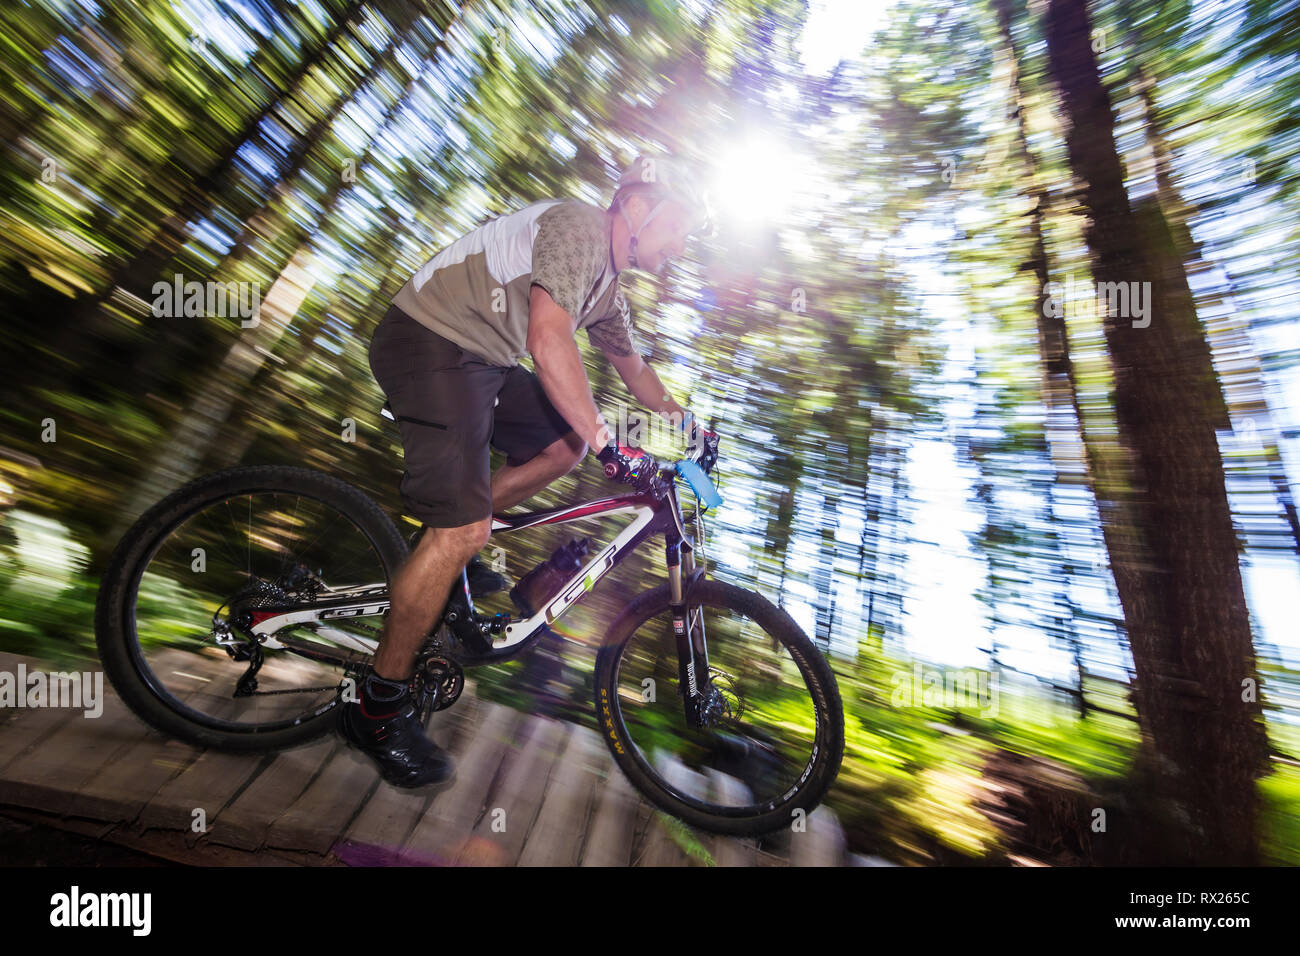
[1044,0,1269,864]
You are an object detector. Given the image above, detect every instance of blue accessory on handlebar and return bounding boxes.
[675,459,723,511]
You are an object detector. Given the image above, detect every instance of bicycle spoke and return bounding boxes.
[611,597,824,812]
[129,488,391,733]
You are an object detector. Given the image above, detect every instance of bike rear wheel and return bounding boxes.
[95,465,407,751]
[593,579,844,836]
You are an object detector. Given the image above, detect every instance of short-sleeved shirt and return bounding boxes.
[391,199,640,368]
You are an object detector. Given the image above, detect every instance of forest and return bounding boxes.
[0,0,1297,866]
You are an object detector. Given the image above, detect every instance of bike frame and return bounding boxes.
[246,471,718,725]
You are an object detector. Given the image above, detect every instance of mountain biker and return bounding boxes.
[340,154,719,788]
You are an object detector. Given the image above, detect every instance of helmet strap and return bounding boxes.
[620,196,669,270]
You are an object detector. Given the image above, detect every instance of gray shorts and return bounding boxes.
[368,304,574,527]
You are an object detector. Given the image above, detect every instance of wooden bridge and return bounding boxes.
[0,651,873,867]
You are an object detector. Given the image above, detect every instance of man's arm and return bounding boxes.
[527,284,615,451]
[602,348,688,426]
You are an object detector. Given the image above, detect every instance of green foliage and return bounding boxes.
[0,0,1295,865]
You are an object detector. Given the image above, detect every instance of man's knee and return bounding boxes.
[542,433,587,474]
[420,517,491,562]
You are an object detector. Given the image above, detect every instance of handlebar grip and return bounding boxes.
[676,459,722,510]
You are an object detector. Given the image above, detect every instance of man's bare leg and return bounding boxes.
[370,432,585,681]
[371,518,490,681]
[490,432,587,511]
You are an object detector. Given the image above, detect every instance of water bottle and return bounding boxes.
[509,538,591,618]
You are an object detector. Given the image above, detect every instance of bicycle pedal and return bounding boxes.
[465,555,509,597]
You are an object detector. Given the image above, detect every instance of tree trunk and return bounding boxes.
[1045,0,1269,864]
[1125,46,1299,554]
[44,0,368,358]
[96,246,318,566]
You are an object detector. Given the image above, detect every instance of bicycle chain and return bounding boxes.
[236,617,444,698]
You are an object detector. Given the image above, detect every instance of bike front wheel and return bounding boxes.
[593,579,844,836]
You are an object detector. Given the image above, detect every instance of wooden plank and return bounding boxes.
[0,686,146,816]
[264,742,382,855]
[0,654,89,771]
[0,652,46,669]
[788,805,846,867]
[206,736,337,850]
[704,769,758,867]
[335,689,492,866]
[66,649,227,822]
[0,805,318,867]
[753,818,793,864]
[135,728,266,834]
[115,651,264,835]
[66,736,203,823]
[0,652,76,673]
[397,701,522,866]
[849,853,900,866]
[579,760,639,867]
[454,714,567,865]
[260,669,487,857]
[636,752,711,867]
[0,701,85,771]
[517,723,606,867]
[327,754,429,866]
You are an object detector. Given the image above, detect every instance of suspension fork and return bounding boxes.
[667,539,712,727]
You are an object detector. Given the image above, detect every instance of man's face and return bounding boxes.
[630,196,693,274]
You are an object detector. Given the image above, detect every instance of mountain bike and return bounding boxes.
[94,405,845,836]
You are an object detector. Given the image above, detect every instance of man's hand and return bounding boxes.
[677,411,719,473]
[596,443,661,490]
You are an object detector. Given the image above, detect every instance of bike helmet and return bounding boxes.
[612,154,713,269]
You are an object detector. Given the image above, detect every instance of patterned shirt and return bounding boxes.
[391,199,639,367]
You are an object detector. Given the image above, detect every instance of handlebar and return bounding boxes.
[669,425,721,509]
[602,423,721,507]
[681,423,719,474]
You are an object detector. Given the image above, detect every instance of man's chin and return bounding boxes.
[634,252,669,275]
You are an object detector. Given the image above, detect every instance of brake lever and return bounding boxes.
[684,425,719,472]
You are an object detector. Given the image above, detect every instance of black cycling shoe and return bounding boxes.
[337,693,457,790]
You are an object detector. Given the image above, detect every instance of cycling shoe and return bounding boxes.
[338,695,457,790]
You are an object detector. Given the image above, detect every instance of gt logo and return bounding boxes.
[546,544,617,622]
[320,602,387,619]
